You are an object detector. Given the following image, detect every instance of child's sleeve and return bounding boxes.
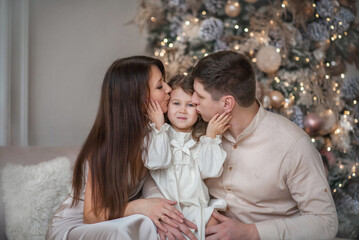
[143,123,172,170]
[197,135,227,179]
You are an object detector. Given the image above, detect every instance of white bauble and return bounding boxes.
[256,45,281,74]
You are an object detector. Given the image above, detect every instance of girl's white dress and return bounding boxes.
[144,123,227,240]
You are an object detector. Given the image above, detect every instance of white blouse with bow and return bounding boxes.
[144,123,227,240]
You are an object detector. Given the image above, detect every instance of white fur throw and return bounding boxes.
[1,157,72,240]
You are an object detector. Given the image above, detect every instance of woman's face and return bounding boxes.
[148,65,172,112]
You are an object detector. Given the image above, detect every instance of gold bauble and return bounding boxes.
[245,0,258,2]
[319,109,337,135]
[225,1,241,18]
[269,90,284,109]
[256,46,282,74]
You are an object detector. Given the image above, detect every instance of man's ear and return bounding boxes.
[222,95,235,113]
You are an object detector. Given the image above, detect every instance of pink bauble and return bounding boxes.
[303,113,323,135]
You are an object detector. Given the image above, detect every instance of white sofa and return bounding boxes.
[0,146,80,240]
[0,146,350,240]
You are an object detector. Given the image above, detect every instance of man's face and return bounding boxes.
[191,79,224,122]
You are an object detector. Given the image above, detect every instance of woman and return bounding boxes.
[46,56,187,240]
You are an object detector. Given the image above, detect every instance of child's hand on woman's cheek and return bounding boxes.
[148,98,165,130]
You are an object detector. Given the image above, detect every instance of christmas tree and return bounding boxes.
[132,0,359,237]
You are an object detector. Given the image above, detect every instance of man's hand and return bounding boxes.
[206,214,219,227]
[158,218,198,240]
[205,211,260,240]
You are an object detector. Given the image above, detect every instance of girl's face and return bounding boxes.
[148,65,172,113]
[167,87,198,133]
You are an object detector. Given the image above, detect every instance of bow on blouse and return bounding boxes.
[170,139,196,157]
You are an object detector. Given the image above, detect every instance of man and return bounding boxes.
[190,50,338,239]
[143,50,338,240]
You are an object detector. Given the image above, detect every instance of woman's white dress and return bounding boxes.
[144,124,227,240]
[46,173,157,240]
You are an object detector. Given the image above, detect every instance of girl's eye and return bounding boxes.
[188,103,195,107]
[173,102,180,105]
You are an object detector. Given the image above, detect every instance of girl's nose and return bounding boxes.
[179,107,187,113]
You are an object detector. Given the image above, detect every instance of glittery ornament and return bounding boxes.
[214,38,229,51]
[316,0,338,17]
[204,0,226,14]
[225,1,241,18]
[333,7,355,32]
[269,90,285,109]
[341,76,359,101]
[167,0,187,12]
[307,21,330,42]
[198,17,224,41]
[303,113,323,135]
[291,105,304,129]
[256,46,281,74]
[319,109,337,135]
[245,0,257,2]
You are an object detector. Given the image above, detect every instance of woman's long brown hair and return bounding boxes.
[167,74,207,141]
[71,56,165,220]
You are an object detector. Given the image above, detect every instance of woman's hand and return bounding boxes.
[158,218,198,240]
[125,198,184,232]
[147,99,165,130]
[206,112,232,138]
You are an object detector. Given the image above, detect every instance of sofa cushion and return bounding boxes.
[1,157,72,240]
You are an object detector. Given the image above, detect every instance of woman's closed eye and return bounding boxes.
[156,85,163,89]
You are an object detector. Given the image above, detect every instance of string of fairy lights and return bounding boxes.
[146,0,358,192]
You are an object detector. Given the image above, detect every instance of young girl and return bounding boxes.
[145,74,231,240]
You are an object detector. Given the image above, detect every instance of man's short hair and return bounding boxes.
[191,51,256,107]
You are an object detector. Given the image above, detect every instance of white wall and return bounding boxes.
[1,0,358,146]
[6,0,147,146]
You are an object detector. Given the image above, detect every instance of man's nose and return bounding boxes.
[191,93,199,104]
